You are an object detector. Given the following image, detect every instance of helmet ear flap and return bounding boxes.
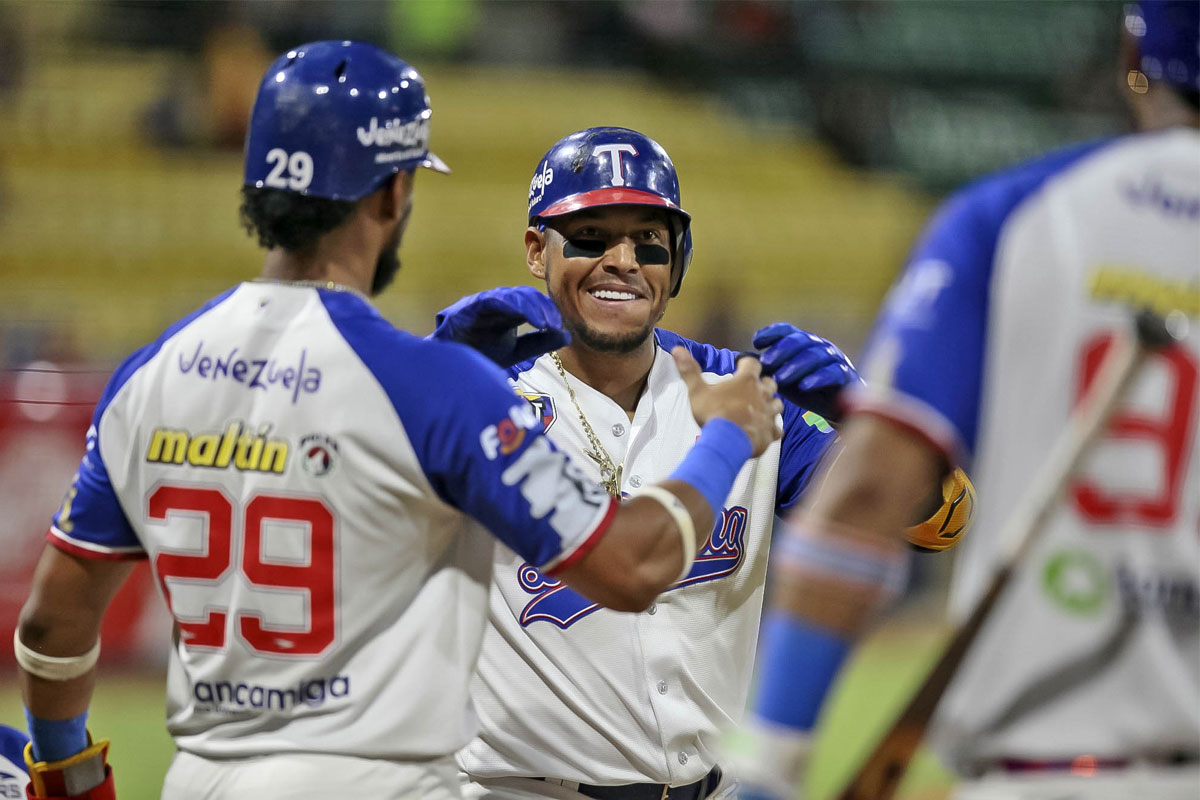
[669,220,692,298]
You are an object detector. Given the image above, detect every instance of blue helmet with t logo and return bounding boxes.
[528,127,693,296]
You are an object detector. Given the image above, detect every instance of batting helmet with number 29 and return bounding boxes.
[244,40,450,202]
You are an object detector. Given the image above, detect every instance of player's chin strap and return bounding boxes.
[23,738,116,800]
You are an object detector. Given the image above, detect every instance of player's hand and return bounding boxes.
[673,346,782,457]
[429,286,570,368]
[753,322,861,423]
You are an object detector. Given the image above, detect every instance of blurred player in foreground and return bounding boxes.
[14,43,785,800]
[1,726,30,798]
[432,126,960,799]
[743,2,1200,798]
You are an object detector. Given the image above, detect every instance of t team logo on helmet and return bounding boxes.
[591,143,638,186]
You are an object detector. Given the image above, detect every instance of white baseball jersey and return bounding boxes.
[48,282,618,762]
[458,330,836,785]
[0,726,27,800]
[851,128,1200,770]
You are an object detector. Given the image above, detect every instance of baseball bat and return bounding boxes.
[834,309,1181,800]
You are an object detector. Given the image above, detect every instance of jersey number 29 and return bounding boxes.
[149,485,336,657]
[1071,332,1197,528]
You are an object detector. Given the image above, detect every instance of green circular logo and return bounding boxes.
[1042,550,1109,616]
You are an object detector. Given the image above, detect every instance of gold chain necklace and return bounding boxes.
[550,351,623,496]
[252,278,370,303]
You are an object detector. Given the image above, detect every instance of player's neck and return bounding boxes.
[258,220,381,295]
[556,338,656,418]
[259,249,372,296]
[1133,87,1200,132]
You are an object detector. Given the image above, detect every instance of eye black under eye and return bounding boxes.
[634,243,671,265]
[563,238,607,259]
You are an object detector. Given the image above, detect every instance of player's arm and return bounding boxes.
[550,348,783,610]
[740,185,994,800]
[775,416,943,632]
[406,338,781,613]
[15,351,151,800]
[16,546,133,800]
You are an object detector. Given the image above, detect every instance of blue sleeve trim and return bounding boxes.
[775,399,837,517]
[861,138,1115,459]
[94,287,240,424]
[653,329,837,515]
[53,288,240,553]
[654,329,739,375]
[320,292,602,567]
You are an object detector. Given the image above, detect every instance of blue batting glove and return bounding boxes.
[430,286,570,368]
[752,322,861,423]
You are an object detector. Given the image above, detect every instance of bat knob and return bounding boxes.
[1135,308,1187,350]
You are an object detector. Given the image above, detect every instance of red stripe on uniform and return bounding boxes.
[547,496,619,576]
[46,529,147,561]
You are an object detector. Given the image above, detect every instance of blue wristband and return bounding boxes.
[668,417,753,516]
[752,611,851,730]
[24,709,89,763]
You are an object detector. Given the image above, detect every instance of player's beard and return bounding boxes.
[547,283,657,354]
[370,215,405,297]
[370,248,400,296]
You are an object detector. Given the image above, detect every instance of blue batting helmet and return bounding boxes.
[528,127,693,296]
[244,40,450,202]
[1124,1,1200,90]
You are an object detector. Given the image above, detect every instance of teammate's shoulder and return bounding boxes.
[98,286,242,408]
[654,329,740,376]
[334,309,510,392]
[943,137,1118,222]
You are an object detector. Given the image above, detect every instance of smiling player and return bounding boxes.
[13,53,785,800]
[435,127,861,800]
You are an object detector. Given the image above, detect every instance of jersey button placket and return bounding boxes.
[656,680,668,695]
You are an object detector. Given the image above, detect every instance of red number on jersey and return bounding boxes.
[149,486,234,649]
[149,486,337,657]
[1070,333,1198,527]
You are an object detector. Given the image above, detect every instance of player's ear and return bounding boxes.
[379,170,415,224]
[526,226,548,280]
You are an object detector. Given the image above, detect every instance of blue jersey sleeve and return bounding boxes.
[775,401,838,517]
[853,140,1110,465]
[651,328,838,517]
[51,346,155,559]
[50,290,237,559]
[326,296,614,570]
